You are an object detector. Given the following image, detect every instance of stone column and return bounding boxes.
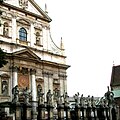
[59,74,64,95]
[12,66,18,88]
[42,71,49,102]
[12,16,17,43]
[64,75,67,93]
[48,72,53,93]
[30,69,37,120]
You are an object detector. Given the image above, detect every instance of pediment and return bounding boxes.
[17,19,30,25]
[4,0,51,22]
[13,49,41,62]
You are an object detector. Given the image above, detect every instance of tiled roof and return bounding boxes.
[110,65,120,88]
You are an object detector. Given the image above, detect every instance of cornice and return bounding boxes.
[42,71,53,77]
[0,40,70,69]
[41,60,70,70]
[0,40,67,58]
[58,73,67,78]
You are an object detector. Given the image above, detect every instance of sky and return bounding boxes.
[35,0,120,97]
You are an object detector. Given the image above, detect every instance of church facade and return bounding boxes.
[0,0,69,105]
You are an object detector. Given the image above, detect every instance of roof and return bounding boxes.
[110,65,120,88]
[112,90,120,98]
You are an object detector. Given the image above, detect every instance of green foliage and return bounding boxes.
[0,48,8,68]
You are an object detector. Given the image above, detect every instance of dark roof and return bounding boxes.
[110,65,120,88]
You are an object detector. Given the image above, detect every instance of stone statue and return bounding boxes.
[58,96,63,105]
[74,92,79,105]
[53,88,60,102]
[86,95,91,107]
[37,85,44,104]
[63,92,69,105]
[46,89,53,105]
[80,94,84,107]
[104,86,114,106]
[3,23,9,37]
[2,82,8,95]
[22,87,31,105]
[91,96,96,107]
[12,85,19,104]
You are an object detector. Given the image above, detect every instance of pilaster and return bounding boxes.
[42,71,53,102]
[30,22,35,47]
[12,66,18,88]
[12,15,17,43]
[30,69,37,120]
[30,69,36,102]
[59,74,67,95]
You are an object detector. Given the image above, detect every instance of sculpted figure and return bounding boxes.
[37,85,44,104]
[80,94,84,107]
[74,92,79,105]
[12,85,19,104]
[2,83,8,95]
[22,87,31,105]
[86,95,91,107]
[91,96,96,107]
[63,92,69,105]
[53,88,60,102]
[46,89,53,105]
[104,86,114,106]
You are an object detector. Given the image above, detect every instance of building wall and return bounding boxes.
[0,0,70,103]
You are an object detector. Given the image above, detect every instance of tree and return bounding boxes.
[0,48,8,68]
[0,0,3,3]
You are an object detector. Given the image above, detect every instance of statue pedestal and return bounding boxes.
[57,104,64,120]
[64,105,71,120]
[37,104,45,120]
[47,105,54,120]
[15,104,21,120]
[75,105,80,120]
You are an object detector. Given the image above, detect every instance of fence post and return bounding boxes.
[37,104,45,120]
[80,107,84,120]
[86,107,92,120]
[92,107,97,120]
[75,105,80,120]
[64,104,71,120]
[47,104,54,120]
[57,104,64,120]
[14,104,21,120]
[21,103,32,120]
[26,104,32,120]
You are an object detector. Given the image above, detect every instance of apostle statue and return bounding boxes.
[12,85,19,104]
[37,85,44,105]
[46,89,53,106]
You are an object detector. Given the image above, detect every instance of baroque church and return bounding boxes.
[0,0,70,109]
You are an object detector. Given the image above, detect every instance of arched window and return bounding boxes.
[3,22,9,37]
[19,27,27,41]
